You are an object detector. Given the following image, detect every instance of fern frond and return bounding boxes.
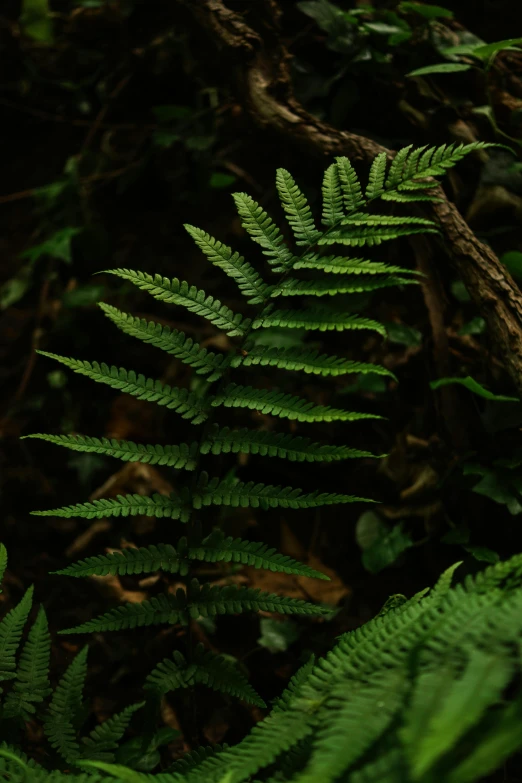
[187,580,331,619]
[80,702,144,761]
[271,655,316,713]
[384,144,413,189]
[297,671,407,783]
[31,491,191,522]
[144,644,265,707]
[335,157,365,212]
[253,307,386,335]
[232,193,294,271]
[99,303,228,380]
[36,352,208,424]
[184,225,273,305]
[401,650,512,779]
[212,383,383,423]
[365,151,387,200]
[237,345,395,378]
[0,586,33,687]
[202,426,379,462]
[2,607,51,721]
[275,273,416,297]
[53,543,190,578]
[385,142,494,193]
[293,254,415,276]
[193,473,371,509]
[0,544,7,588]
[209,709,316,783]
[102,269,249,337]
[44,646,88,763]
[340,213,434,228]
[189,529,329,579]
[60,592,187,634]
[275,169,321,246]
[319,223,437,248]
[22,434,198,470]
[166,745,228,775]
[381,190,440,203]
[321,164,343,228]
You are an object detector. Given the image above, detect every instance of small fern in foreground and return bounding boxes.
[25,142,492,722]
[0,545,143,769]
[152,551,522,783]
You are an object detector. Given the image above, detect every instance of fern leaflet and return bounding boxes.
[102,269,249,337]
[36,352,208,423]
[22,433,198,470]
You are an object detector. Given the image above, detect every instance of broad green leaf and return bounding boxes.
[385,321,422,347]
[20,228,81,264]
[471,38,522,61]
[458,317,486,336]
[464,546,499,564]
[20,0,54,43]
[430,375,519,402]
[407,63,472,77]
[501,250,522,281]
[356,512,413,573]
[399,2,453,19]
[258,618,301,653]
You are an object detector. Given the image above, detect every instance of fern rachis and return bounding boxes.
[22,142,495,764]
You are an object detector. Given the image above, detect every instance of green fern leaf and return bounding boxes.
[271,655,316,713]
[22,434,198,470]
[31,491,191,522]
[297,671,408,783]
[210,709,316,783]
[232,193,294,270]
[293,254,415,276]
[212,383,383,422]
[253,307,387,335]
[320,223,437,248]
[102,269,249,337]
[380,190,440,203]
[335,157,365,212]
[2,607,52,721]
[201,426,380,462]
[99,303,228,380]
[193,473,371,509]
[0,544,6,590]
[81,702,144,761]
[184,225,272,305]
[236,345,395,378]
[60,592,188,634]
[365,151,388,199]
[166,744,228,775]
[275,274,416,297]
[145,644,265,707]
[384,144,413,189]
[0,586,34,687]
[403,650,513,779]
[187,579,332,619]
[36,352,208,424]
[53,543,190,578]
[340,213,434,228]
[276,169,321,246]
[44,646,88,763]
[321,163,343,228]
[385,142,494,192]
[189,530,330,579]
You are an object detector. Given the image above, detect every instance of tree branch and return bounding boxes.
[178,0,522,397]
